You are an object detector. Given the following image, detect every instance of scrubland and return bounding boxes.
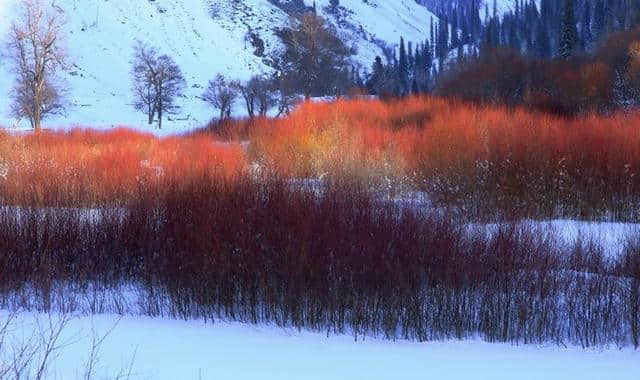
[0,97,639,348]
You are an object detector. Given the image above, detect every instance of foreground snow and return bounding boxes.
[479,219,640,258]
[1,310,638,380]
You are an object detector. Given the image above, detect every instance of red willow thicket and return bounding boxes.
[5,97,640,220]
[0,177,638,348]
[247,97,640,221]
[0,98,640,347]
[0,128,246,206]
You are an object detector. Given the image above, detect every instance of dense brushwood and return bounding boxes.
[1,99,640,347]
[0,128,246,206]
[0,177,638,348]
[246,97,640,221]
[4,97,640,220]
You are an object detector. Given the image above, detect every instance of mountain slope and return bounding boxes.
[0,0,438,133]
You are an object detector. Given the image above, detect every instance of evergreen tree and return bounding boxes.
[398,37,409,94]
[408,41,414,72]
[559,0,578,59]
[535,18,551,58]
[367,56,385,95]
[582,1,593,49]
[451,11,459,48]
[594,0,606,39]
[411,78,419,95]
[430,17,435,52]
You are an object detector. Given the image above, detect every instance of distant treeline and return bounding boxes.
[364,0,640,115]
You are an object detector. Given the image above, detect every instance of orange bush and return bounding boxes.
[247,96,640,220]
[0,127,247,206]
[4,96,640,219]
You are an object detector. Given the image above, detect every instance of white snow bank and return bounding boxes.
[474,219,640,258]
[1,310,638,380]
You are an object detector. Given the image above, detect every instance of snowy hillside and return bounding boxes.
[0,0,438,134]
[484,0,541,18]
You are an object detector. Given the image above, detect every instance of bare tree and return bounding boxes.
[235,78,257,119]
[235,75,276,119]
[253,76,277,117]
[202,74,238,121]
[131,42,186,129]
[7,0,67,132]
[131,43,159,126]
[271,72,298,117]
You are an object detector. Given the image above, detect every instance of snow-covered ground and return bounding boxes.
[477,219,640,258]
[0,0,438,135]
[1,310,638,380]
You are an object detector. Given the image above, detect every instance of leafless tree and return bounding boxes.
[253,76,277,117]
[7,0,67,132]
[131,42,186,129]
[131,43,159,126]
[235,75,276,119]
[202,74,238,121]
[0,312,74,380]
[271,72,298,117]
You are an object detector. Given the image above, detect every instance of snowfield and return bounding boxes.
[0,0,438,134]
[2,310,639,380]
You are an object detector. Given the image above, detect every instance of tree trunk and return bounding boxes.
[157,87,163,129]
[631,279,639,349]
[33,93,42,133]
[148,104,154,125]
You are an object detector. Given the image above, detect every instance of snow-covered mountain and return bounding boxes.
[488,0,541,18]
[0,0,438,133]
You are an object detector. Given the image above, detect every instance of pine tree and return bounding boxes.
[470,0,481,41]
[535,18,551,58]
[398,37,409,95]
[582,1,593,49]
[451,11,459,48]
[430,17,435,51]
[411,78,419,95]
[367,56,385,95]
[594,0,606,39]
[559,0,577,59]
[408,41,414,72]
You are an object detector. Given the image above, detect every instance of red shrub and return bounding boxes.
[0,127,247,206]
